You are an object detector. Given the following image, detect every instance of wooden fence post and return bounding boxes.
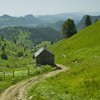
[36,66,40,74]
[13,71,15,77]
[36,66,37,73]
[3,72,5,80]
[28,68,30,76]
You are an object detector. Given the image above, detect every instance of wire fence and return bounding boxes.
[0,67,42,81]
[0,66,52,81]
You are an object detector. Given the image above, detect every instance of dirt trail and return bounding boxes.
[0,64,70,100]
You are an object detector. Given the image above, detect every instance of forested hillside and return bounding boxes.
[0,27,62,47]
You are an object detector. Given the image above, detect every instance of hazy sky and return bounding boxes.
[0,0,100,16]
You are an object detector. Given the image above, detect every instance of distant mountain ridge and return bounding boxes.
[0,13,100,31]
[36,12,83,23]
[0,13,83,29]
[0,14,43,28]
[77,15,100,31]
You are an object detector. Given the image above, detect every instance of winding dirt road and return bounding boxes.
[0,64,70,100]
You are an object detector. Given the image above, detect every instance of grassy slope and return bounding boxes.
[28,21,100,100]
[0,38,32,71]
[0,38,33,92]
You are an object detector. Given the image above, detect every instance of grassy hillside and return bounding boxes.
[28,21,100,100]
[0,37,32,71]
[50,21,100,65]
[0,37,32,92]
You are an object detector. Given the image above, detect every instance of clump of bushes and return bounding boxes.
[1,53,8,60]
[32,55,35,59]
[0,76,3,81]
[17,51,23,57]
[1,46,5,51]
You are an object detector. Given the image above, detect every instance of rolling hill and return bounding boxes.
[0,27,62,48]
[37,20,64,31]
[28,21,100,100]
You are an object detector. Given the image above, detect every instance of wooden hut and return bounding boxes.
[35,47,55,66]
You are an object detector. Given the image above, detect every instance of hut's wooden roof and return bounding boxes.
[35,47,54,57]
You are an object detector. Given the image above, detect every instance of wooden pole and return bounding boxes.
[3,72,5,80]
[13,71,15,77]
[28,68,30,76]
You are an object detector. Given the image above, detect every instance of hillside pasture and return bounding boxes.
[27,21,100,100]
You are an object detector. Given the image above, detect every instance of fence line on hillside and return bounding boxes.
[0,67,42,81]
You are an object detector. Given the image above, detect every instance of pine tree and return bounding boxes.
[1,35,4,41]
[62,19,77,38]
[85,15,92,27]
